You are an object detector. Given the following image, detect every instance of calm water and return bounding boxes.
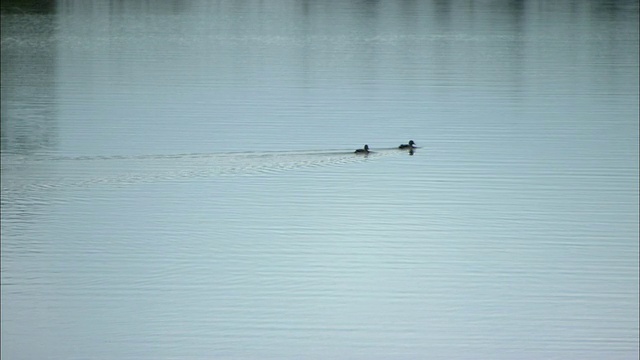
[1,1,639,359]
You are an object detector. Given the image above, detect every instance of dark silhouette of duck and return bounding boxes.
[354,144,370,154]
[399,140,416,149]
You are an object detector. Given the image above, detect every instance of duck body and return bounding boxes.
[355,144,370,154]
[398,140,416,149]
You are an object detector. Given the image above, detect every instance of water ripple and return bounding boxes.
[1,148,408,193]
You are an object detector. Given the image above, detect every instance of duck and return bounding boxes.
[398,140,416,149]
[354,144,370,154]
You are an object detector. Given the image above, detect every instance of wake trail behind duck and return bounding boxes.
[1,148,404,194]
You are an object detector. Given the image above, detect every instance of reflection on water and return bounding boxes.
[1,1,638,359]
[0,7,57,154]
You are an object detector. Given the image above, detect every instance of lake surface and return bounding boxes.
[1,1,638,359]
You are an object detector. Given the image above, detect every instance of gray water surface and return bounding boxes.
[2,1,639,359]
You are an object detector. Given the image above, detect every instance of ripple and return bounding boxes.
[1,148,408,194]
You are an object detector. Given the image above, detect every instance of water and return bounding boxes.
[2,1,638,359]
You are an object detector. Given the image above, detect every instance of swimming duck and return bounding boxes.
[398,140,416,149]
[354,144,370,154]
